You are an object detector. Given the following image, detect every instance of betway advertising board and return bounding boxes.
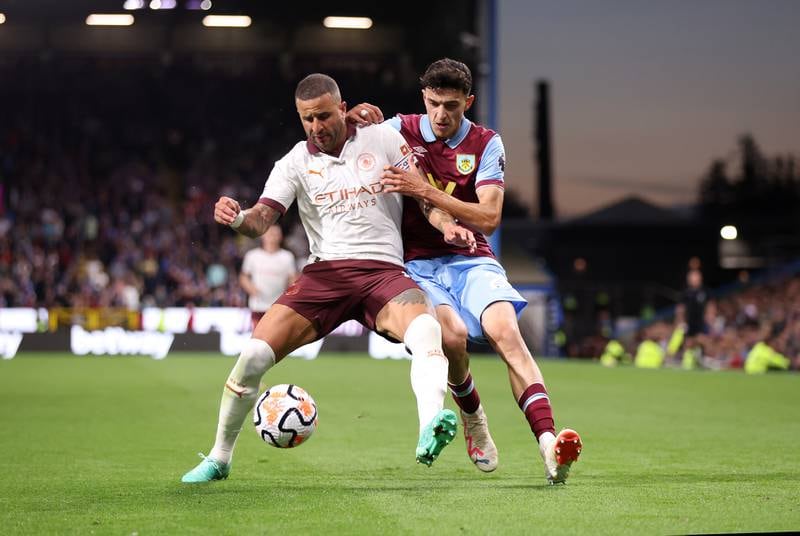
[0,308,408,360]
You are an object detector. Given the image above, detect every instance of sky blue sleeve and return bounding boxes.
[385,116,402,131]
[475,135,506,185]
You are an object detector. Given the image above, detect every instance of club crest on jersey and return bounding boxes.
[456,154,476,175]
[357,153,376,171]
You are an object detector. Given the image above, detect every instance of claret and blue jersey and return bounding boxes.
[386,113,506,262]
[387,114,525,343]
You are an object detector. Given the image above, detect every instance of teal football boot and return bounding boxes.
[415,409,457,466]
[181,453,231,483]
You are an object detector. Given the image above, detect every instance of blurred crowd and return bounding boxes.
[3,56,798,376]
[599,270,800,374]
[0,56,411,310]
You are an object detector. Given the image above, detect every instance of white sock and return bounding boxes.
[404,314,449,433]
[209,338,276,464]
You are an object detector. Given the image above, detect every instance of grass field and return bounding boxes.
[1,353,799,535]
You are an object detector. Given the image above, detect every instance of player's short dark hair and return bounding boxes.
[419,58,472,95]
[295,73,341,102]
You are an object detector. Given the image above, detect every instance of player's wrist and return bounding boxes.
[230,211,245,229]
[416,184,434,203]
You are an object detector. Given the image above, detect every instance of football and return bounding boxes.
[253,384,318,448]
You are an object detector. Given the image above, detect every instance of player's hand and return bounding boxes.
[346,103,384,126]
[442,222,477,253]
[214,196,241,226]
[381,165,430,198]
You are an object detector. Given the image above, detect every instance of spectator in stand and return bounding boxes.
[606,273,800,372]
[1,56,411,311]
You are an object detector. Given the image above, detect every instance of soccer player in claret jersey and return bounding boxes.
[182,73,479,483]
[348,59,582,484]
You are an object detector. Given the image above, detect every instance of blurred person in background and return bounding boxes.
[684,269,708,337]
[681,268,708,367]
[239,224,297,330]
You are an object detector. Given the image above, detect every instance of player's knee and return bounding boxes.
[442,323,468,357]
[403,313,443,355]
[437,310,467,346]
[483,320,521,349]
[238,338,277,378]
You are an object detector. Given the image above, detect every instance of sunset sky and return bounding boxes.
[498,0,800,218]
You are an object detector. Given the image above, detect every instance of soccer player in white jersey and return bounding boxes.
[182,73,477,483]
[348,59,582,484]
[240,224,297,330]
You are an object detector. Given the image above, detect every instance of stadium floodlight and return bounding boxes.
[149,0,176,8]
[123,0,145,9]
[86,14,135,26]
[720,225,738,240]
[0,13,6,24]
[184,0,209,9]
[323,16,373,29]
[202,15,251,27]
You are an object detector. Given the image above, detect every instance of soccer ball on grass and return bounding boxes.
[253,384,318,448]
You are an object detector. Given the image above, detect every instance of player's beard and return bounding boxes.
[312,125,344,154]
[312,133,333,152]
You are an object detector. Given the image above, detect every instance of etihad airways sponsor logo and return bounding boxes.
[330,197,377,214]
[314,181,383,204]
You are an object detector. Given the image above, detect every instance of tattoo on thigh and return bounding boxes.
[390,288,428,306]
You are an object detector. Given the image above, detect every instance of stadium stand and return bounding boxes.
[598,269,800,373]
[0,56,412,310]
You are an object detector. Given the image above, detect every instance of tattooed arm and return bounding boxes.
[214,197,281,238]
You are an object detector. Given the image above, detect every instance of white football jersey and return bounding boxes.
[241,247,296,311]
[259,124,413,266]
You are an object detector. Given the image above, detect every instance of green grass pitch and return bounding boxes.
[1,353,798,534]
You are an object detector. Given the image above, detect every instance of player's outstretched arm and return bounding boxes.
[381,166,503,236]
[214,196,280,238]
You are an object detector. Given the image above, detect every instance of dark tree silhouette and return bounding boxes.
[699,133,799,218]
